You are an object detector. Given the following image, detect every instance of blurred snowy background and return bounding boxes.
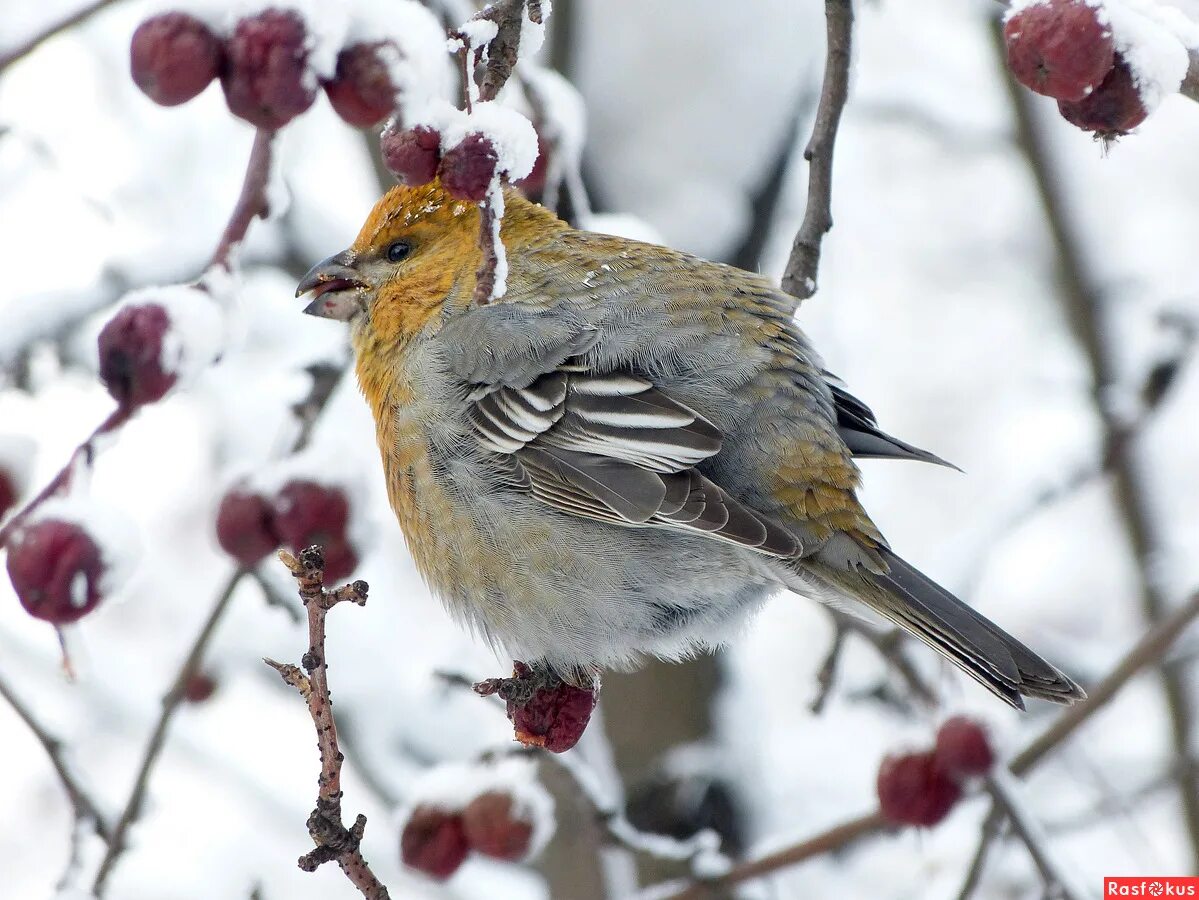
[2,0,1198,898]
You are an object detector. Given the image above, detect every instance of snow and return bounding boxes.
[487,180,509,300]
[105,283,226,390]
[346,0,453,110]
[411,99,539,182]
[1106,0,1191,112]
[0,434,37,499]
[29,495,140,598]
[519,0,553,59]
[399,756,556,858]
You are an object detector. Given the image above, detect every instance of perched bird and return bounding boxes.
[297,180,1083,710]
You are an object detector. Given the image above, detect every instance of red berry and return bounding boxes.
[216,489,279,566]
[462,791,534,861]
[1004,0,1115,101]
[491,661,596,754]
[934,717,995,779]
[0,470,17,521]
[130,12,223,107]
[513,133,550,198]
[98,303,177,409]
[183,671,218,703]
[1058,59,1149,137]
[7,519,105,624]
[381,124,441,186]
[221,9,316,129]
[400,806,469,880]
[272,481,356,581]
[324,42,398,128]
[876,751,962,827]
[438,133,498,202]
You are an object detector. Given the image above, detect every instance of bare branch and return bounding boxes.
[92,567,246,896]
[983,774,1086,900]
[0,0,123,74]
[956,808,1006,900]
[265,547,390,900]
[809,617,848,714]
[992,18,1199,865]
[779,0,854,301]
[474,195,501,304]
[473,0,537,103]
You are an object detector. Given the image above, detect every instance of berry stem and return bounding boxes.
[209,127,277,273]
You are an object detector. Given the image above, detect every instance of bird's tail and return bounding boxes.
[798,546,1085,710]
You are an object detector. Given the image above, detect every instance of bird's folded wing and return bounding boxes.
[468,365,801,557]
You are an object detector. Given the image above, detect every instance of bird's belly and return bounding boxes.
[400,476,777,675]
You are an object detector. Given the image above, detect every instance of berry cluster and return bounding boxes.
[1004,0,1147,137]
[130,10,403,129]
[381,122,502,202]
[217,479,358,581]
[475,660,598,754]
[875,716,995,827]
[400,779,549,880]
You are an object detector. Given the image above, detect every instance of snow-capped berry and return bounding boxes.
[381,124,441,186]
[129,12,224,107]
[1058,59,1148,137]
[98,303,176,409]
[182,671,218,703]
[324,42,398,128]
[221,9,316,129]
[7,519,105,624]
[216,488,279,566]
[400,806,469,880]
[876,751,962,827]
[1004,0,1115,101]
[513,133,550,198]
[462,791,534,861]
[481,661,596,754]
[934,717,995,780]
[438,133,498,202]
[272,480,356,581]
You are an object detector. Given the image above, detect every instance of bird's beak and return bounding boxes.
[295,250,367,321]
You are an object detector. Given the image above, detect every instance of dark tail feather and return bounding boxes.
[818,548,1085,709]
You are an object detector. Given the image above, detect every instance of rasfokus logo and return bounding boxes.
[1104,877,1199,897]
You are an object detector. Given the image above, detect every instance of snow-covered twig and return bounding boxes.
[264,547,389,900]
[956,808,1006,900]
[984,773,1088,900]
[780,0,854,301]
[993,20,1199,866]
[0,0,122,74]
[0,671,112,886]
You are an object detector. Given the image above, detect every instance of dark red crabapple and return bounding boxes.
[934,717,996,780]
[98,303,176,408]
[462,791,534,861]
[876,751,962,827]
[182,671,218,703]
[439,133,499,202]
[400,806,469,880]
[130,12,224,107]
[1058,59,1149,137]
[6,519,105,624]
[221,9,316,129]
[1004,0,1115,101]
[477,661,596,753]
[513,132,551,197]
[381,124,442,186]
[272,480,356,581]
[216,488,279,566]
[324,42,398,127]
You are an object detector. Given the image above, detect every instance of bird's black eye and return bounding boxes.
[386,240,411,263]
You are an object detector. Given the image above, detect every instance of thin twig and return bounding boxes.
[265,547,389,899]
[0,0,123,74]
[652,810,889,900]
[471,0,536,103]
[983,773,1086,900]
[0,672,112,848]
[91,567,246,896]
[779,0,854,301]
[809,617,847,714]
[992,18,1199,866]
[956,808,1006,900]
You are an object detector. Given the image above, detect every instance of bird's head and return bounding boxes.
[295,179,564,346]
